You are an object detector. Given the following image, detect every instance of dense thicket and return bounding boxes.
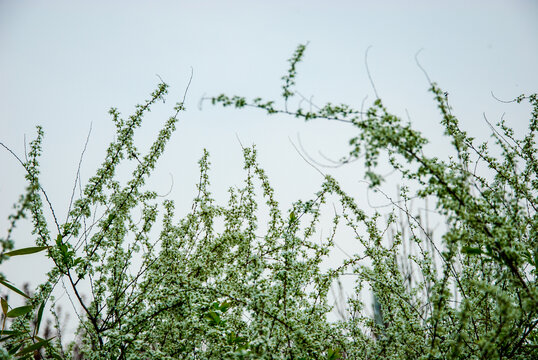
[1,45,536,359]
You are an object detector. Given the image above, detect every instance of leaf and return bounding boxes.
[34,301,45,336]
[1,298,7,315]
[16,338,50,357]
[35,335,54,343]
[289,211,297,223]
[0,330,22,336]
[204,311,221,325]
[55,234,63,246]
[8,342,22,355]
[49,352,64,360]
[0,279,30,299]
[461,246,483,255]
[219,301,231,313]
[0,334,17,342]
[6,305,32,318]
[227,331,247,345]
[327,348,341,360]
[4,246,50,257]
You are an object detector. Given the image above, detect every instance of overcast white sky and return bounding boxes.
[1,0,537,320]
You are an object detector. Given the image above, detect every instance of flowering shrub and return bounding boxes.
[1,45,536,359]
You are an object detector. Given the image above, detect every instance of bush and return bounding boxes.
[1,45,536,359]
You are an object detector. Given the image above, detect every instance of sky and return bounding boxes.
[0,0,537,332]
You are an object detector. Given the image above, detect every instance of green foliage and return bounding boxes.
[0,135,57,358]
[209,44,538,358]
[1,45,537,359]
[281,42,307,105]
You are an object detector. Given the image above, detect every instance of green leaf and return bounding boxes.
[49,352,64,360]
[327,348,341,360]
[0,334,17,342]
[219,301,231,313]
[16,338,50,357]
[4,246,49,257]
[34,301,46,336]
[35,335,54,343]
[204,311,221,325]
[227,331,247,345]
[1,298,7,315]
[6,305,32,318]
[0,279,30,299]
[8,342,23,355]
[289,211,297,223]
[0,330,22,336]
[461,246,483,255]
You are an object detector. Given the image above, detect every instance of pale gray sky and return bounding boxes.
[0,0,537,315]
